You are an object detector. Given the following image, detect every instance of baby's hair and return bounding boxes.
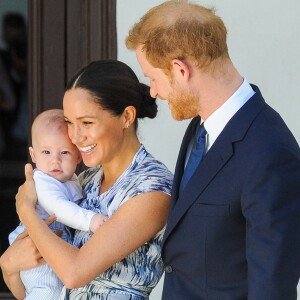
[31,109,67,145]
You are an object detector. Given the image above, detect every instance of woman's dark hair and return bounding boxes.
[65,60,157,129]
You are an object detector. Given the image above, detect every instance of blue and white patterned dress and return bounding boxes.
[60,145,173,300]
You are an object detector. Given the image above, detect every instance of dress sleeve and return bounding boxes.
[34,171,96,231]
[119,161,173,206]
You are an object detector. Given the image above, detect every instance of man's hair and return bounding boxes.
[126,0,229,72]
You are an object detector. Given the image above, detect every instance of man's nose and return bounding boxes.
[150,83,158,98]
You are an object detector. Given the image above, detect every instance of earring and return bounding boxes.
[125,124,130,129]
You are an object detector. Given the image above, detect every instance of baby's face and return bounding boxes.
[30,128,81,182]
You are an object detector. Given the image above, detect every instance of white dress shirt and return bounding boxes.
[184,78,255,166]
[204,77,255,152]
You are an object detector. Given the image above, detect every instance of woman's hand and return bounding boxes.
[1,230,45,275]
[0,229,44,299]
[15,163,38,221]
[0,215,56,274]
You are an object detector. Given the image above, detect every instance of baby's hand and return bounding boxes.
[89,214,108,233]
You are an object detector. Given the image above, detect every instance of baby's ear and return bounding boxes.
[28,146,36,163]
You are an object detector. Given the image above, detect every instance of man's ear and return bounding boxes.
[171,58,191,82]
[28,146,36,163]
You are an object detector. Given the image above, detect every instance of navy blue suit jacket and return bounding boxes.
[161,85,300,300]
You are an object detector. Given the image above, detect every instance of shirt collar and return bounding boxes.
[203,78,255,150]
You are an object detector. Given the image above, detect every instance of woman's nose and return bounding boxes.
[70,126,83,144]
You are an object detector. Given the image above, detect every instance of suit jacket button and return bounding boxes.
[165,265,173,273]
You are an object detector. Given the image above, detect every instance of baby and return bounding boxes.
[9,109,107,299]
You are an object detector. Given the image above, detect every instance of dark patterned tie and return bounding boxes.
[180,123,207,193]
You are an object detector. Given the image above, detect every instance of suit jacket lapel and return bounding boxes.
[163,85,266,243]
[170,116,200,207]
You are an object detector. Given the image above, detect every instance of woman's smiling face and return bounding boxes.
[63,88,124,168]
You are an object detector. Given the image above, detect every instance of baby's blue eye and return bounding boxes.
[61,151,69,155]
[42,150,50,154]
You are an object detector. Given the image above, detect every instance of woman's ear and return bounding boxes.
[171,58,191,82]
[123,106,136,129]
[28,147,36,163]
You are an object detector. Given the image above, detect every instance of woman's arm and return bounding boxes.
[16,164,170,288]
[2,269,25,300]
[0,231,43,299]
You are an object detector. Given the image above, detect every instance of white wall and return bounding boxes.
[117,1,300,299]
[117,0,190,173]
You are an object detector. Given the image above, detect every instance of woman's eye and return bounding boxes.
[83,121,93,126]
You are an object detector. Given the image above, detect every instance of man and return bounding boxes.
[126,1,300,299]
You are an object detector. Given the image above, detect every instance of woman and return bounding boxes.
[0,60,173,299]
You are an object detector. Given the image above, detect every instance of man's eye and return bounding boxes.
[83,121,92,125]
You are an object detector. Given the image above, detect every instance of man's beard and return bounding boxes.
[167,86,199,121]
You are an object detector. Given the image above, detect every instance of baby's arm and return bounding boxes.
[34,172,105,232]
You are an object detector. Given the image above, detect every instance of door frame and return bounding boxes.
[28,0,117,127]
